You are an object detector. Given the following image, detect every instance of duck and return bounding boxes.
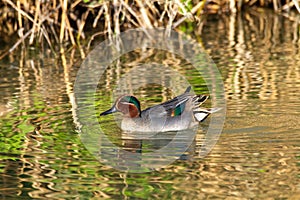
[100,86,220,132]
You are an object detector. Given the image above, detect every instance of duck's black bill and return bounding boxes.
[100,106,117,116]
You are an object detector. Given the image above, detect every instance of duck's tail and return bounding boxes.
[185,86,222,122]
[192,93,222,122]
[193,107,222,122]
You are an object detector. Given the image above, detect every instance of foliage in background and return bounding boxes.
[0,0,299,59]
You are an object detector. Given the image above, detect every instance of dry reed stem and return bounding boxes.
[65,5,76,45]
[29,0,41,44]
[103,2,113,42]
[113,0,121,37]
[59,0,67,44]
[120,1,140,27]
[121,0,145,27]
[145,0,160,16]
[87,31,107,49]
[230,0,237,12]
[70,0,82,9]
[77,9,90,40]
[39,25,53,50]
[16,0,22,28]
[159,2,168,22]
[93,6,105,28]
[166,2,178,36]
[292,0,300,13]
[135,0,153,28]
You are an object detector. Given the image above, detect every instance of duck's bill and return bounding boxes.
[100,106,117,116]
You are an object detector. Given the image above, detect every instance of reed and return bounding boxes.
[0,0,299,59]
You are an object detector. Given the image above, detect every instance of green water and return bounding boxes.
[1,11,300,199]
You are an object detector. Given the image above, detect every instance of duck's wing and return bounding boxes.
[142,87,208,118]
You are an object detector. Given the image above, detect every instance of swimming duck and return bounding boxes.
[100,86,219,132]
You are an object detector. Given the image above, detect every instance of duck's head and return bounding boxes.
[100,95,141,118]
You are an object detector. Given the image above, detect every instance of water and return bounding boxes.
[1,11,300,199]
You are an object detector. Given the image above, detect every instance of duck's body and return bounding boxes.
[100,86,218,132]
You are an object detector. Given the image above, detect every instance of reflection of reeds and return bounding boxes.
[1,0,300,58]
[218,11,300,101]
